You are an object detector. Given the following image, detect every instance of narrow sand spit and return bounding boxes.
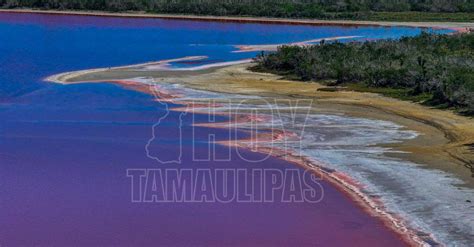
[45,56,208,84]
[50,62,474,189]
[233,36,363,52]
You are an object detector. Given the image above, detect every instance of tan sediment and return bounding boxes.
[1,9,473,33]
[180,64,474,187]
[56,62,474,188]
[233,36,363,53]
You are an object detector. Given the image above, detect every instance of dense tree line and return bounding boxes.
[0,0,473,18]
[254,32,474,114]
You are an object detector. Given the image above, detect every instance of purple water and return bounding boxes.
[0,12,451,246]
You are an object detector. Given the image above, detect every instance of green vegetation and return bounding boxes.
[254,32,474,114]
[1,0,473,21]
[361,11,474,22]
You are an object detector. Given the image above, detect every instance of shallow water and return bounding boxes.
[0,12,461,246]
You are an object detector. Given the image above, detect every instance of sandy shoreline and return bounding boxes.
[52,62,474,189]
[180,64,474,188]
[1,9,474,32]
[44,61,474,245]
[62,62,474,244]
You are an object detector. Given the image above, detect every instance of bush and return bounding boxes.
[255,32,474,113]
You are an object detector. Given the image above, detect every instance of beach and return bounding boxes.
[49,59,474,245]
[50,60,474,188]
